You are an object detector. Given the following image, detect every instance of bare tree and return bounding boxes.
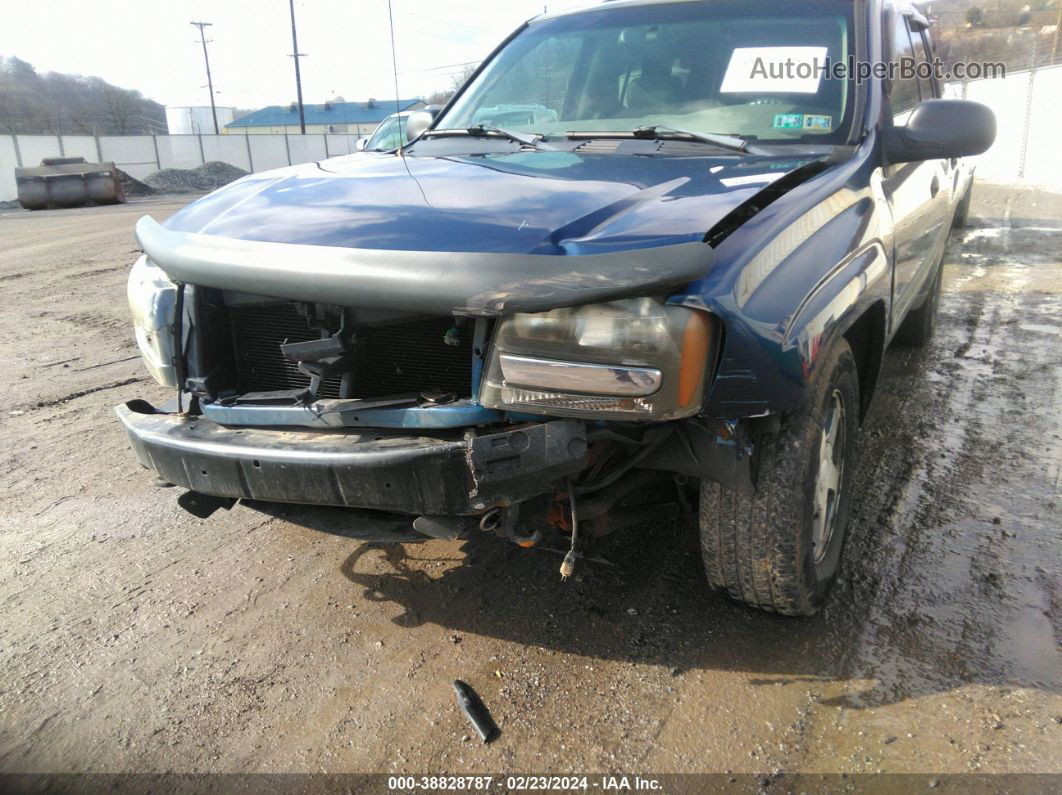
[101,84,136,134]
[0,55,165,135]
[426,64,478,106]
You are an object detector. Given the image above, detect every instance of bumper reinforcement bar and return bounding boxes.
[116,401,588,516]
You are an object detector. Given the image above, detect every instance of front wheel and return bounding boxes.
[699,339,860,616]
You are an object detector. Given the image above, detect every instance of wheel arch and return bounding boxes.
[777,239,891,416]
[842,300,887,420]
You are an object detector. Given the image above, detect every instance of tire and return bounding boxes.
[894,261,943,347]
[699,339,860,616]
[952,181,973,229]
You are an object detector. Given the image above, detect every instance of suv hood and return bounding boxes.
[164,151,814,255]
[143,151,818,316]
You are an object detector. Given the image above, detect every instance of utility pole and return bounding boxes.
[190,21,220,134]
[288,0,307,134]
[387,0,401,116]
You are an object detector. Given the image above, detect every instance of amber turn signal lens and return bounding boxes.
[678,310,713,409]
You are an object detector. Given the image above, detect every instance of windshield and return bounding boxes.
[437,0,856,145]
[366,114,407,151]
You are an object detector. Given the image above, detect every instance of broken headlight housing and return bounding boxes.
[127,255,179,388]
[480,298,717,421]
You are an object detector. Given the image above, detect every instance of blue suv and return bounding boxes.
[119,0,994,615]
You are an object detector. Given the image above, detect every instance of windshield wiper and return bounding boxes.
[632,125,757,154]
[424,124,543,148]
[467,123,543,147]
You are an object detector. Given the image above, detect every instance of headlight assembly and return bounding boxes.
[480,297,717,421]
[127,255,179,388]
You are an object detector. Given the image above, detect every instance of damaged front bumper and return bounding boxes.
[116,400,588,515]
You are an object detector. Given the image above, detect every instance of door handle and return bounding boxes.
[930,176,940,197]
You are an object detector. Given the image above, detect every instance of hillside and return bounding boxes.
[928,0,1062,73]
[0,56,166,136]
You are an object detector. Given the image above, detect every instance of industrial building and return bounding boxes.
[224,99,424,135]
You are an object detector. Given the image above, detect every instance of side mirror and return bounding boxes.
[883,99,996,164]
[405,108,440,142]
[355,138,368,152]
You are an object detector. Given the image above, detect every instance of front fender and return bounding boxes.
[672,150,892,418]
[783,240,889,387]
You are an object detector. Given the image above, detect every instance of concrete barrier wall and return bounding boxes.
[155,136,201,173]
[1,131,362,202]
[201,136,252,172]
[101,136,160,180]
[62,135,101,162]
[0,136,16,201]
[15,136,64,169]
[327,134,361,157]
[288,135,328,166]
[247,135,290,173]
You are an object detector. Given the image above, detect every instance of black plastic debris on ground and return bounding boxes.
[453,680,499,743]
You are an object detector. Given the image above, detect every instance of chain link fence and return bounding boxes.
[935,18,1062,187]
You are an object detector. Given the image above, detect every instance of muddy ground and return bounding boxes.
[0,184,1059,782]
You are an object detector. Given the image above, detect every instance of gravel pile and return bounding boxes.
[143,161,249,194]
[116,170,155,197]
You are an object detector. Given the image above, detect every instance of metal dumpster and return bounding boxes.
[14,157,126,210]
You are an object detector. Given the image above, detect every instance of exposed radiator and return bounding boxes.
[228,304,474,400]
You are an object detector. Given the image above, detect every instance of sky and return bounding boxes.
[0,0,592,109]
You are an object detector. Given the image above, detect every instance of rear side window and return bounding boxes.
[889,13,921,121]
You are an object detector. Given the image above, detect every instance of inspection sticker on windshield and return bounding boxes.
[773,114,833,132]
[721,47,829,94]
[802,114,833,131]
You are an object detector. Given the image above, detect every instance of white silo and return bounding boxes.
[165,106,236,135]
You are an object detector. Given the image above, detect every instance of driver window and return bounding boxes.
[912,29,938,101]
[890,14,922,123]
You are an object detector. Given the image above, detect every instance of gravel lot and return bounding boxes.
[0,185,1059,782]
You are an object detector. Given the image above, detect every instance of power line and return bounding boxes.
[399,59,481,75]
[399,10,495,33]
[190,21,220,134]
